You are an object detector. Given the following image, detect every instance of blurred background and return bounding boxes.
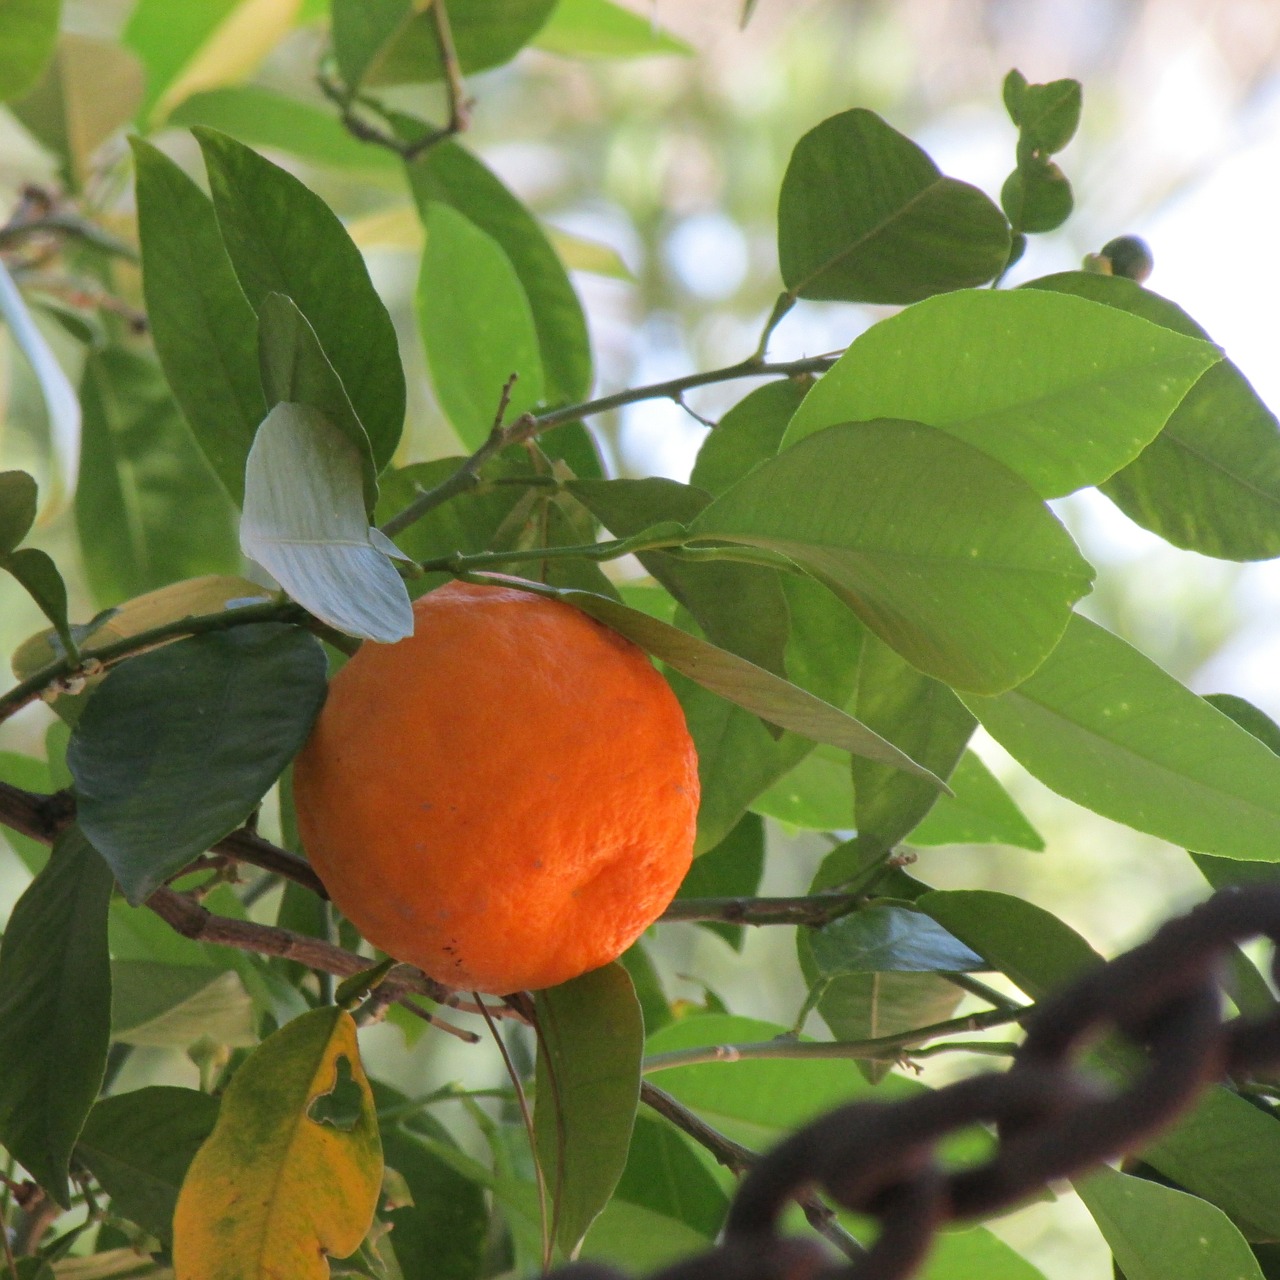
[5,1,1280,1274]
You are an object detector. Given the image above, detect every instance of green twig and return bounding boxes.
[642,1007,1025,1073]
[660,892,863,928]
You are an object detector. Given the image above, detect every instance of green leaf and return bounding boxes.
[690,419,1093,693]
[377,1102,487,1280]
[678,575,863,852]
[129,137,265,505]
[809,905,984,975]
[535,963,643,1257]
[675,812,766,950]
[67,623,328,904]
[534,0,690,57]
[690,381,810,497]
[332,0,557,88]
[1027,271,1280,560]
[752,743,854,831]
[850,634,976,854]
[76,1087,220,1245]
[0,469,37,553]
[407,140,592,405]
[1001,157,1073,234]
[1003,72,1082,154]
[75,346,239,605]
[124,0,300,123]
[569,476,789,673]
[547,584,941,782]
[777,108,1010,304]
[907,751,1044,850]
[1076,1166,1265,1280]
[0,259,80,514]
[257,292,378,515]
[783,289,1221,499]
[963,614,1280,861]
[111,963,257,1048]
[921,1228,1048,1280]
[0,827,113,1207]
[240,403,413,642]
[0,0,61,101]
[195,126,404,472]
[4,547,71,651]
[169,85,402,173]
[417,201,545,449]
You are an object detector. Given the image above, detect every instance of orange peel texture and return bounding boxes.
[293,581,700,994]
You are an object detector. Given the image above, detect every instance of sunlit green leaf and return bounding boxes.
[783,290,1221,499]
[907,751,1043,850]
[690,380,810,497]
[691,420,1094,693]
[0,0,62,101]
[534,0,691,57]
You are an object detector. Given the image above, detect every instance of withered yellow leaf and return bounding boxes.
[172,1006,382,1280]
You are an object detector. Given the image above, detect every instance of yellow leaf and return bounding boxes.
[172,1007,382,1280]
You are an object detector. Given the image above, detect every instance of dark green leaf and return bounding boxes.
[850,634,976,854]
[75,345,239,605]
[535,963,643,1256]
[778,108,1010,304]
[169,86,402,173]
[0,827,113,1207]
[378,1106,487,1280]
[4,547,71,649]
[963,614,1280,861]
[130,137,265,505]
[1028,271,1280,560]
[906,750,1044,850]
[333,0,558,87]
[784,289,1221,499]
[0,0,61,101]
[809,905,984,975]
[690,380,809,497]
[691,419,1093,693]
[76,1086,219,1244]
[240,403,413,642]
[195,127,405,472]
[570,476,789,673]
[67,623,328,904]
[0,469,37,553]
[418,201,544,449]
[549,584,941,782]
[257,292,378,514]
[535,0,690,57]
[675,812,766,950]
[407,140,592,404]
[609,1113,727,1238]
[1003,72,1083,154]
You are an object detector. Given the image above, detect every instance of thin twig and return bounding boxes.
[429,0,472,134]
[639,1082,864,1261]
[642,1008,1026,1073]
[379,353,838,538]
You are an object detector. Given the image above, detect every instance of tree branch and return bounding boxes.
[379,353,837,538]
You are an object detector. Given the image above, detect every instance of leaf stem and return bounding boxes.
[660,892,863,928]
[641,1007,1025,1073]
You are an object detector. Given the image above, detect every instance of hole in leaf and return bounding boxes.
[308,1055,363,1131]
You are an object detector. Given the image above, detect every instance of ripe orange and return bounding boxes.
[292,580,699,994]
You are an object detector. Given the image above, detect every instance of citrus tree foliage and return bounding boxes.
[2,5,1280,1279]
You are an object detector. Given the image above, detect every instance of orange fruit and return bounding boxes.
[293,580,699,994]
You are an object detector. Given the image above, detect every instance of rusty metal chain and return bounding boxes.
[553,885,1280,1280]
